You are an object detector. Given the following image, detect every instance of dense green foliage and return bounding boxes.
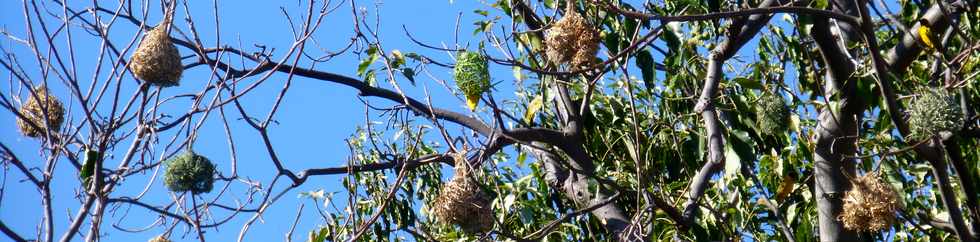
[303,0,980,241]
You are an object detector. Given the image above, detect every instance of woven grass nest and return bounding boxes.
[163,151,216,194]
[16,86,65,138]
[839,172,901,232]
[756,90,790,135]
[148,236,172,242]
[908,87,963,139]
[431,153,493,234]
[130,23,182,87]
[545,5,600,69]
[453,51,491,111]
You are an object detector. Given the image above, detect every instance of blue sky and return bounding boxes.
[0,1,506,241]
[0,0,920,241]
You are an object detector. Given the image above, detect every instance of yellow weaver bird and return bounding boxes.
[917,19,941,50]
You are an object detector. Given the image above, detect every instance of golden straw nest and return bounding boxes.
[545,7,600,69]
[16,86,65,137]
[129,23,183,87]
[147,236,172,242]
[431,153,493,234]
[839,172,902,232]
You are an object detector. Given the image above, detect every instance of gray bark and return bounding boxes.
[525,142,632,239]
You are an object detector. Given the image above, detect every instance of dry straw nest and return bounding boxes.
[756,91,790,135]
[148,236,172,242]
[130,23,183,87]
[839,172,901,232]
[545,6,600,69]
[431,153,493,234]
[16,86,65,137]
[908,87,963,139]
[163,151,216,194]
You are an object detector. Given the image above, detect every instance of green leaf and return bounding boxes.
[357,46,379,77]
[732,77,762,90]
[401,68,415,84]
[80,149,100,188]
[636,49,656,91]
[524,95,543,123]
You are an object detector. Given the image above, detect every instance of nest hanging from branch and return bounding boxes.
[16,85,65,138]
[453,51,491,111]
[756,90,790,135]
[163,151,216,194]
[148,236,172,242]
[430,153,493,234]
[908,87,963,139]
[129,21,183,87]
[839,172,901,232]
[545,4,600,69]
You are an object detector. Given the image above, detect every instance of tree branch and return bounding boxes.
[525,142,633,239]
[0,220,28,242]
[682,0,783,228]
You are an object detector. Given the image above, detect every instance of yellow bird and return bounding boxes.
[917,19,940,50]
[775,174,797,202]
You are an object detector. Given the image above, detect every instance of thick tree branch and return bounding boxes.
[855,0,975,239]
[682,0,782,228]
[0,220,28,242]
[809,1,865,240]
[884,3,954,72]
[525,142,632,239]
[599,1,856,26]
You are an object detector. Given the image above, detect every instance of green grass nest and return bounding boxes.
[453,51,490,110]
[756,91,790,135]
[163,151,216,194]
[908,88,963,139]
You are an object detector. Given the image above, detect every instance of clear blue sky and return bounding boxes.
[0,1,502,241]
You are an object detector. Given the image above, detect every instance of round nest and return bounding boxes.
[431,153,493,234]
[148,236,172,242]
[908,88,963,139]
[545,7,600,69]
[756,91,790,135]
[130,24,183,87]
[163,151,216,194]
[16,86,65,138]
[453,51,491,110]
[838,172,901,232]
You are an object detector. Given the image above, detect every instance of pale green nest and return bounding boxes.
[908,88,963,139]
[16,86,65,138]
[545,8,600,69]
[839,172,901,232]
[430,153,493,234]
[148,236,172,242]
[453,51,490,110]
[163,151,216,194]
[756,91,790,135]
[130,25,182,87]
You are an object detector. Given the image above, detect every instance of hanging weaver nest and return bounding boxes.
[148,236,172,242]
[908,88,963,139]
[545,5,600,69]
[129,22,182,87]
[756,90,790,135]
[431,153,493,234]
[16,86,65,138]
[453,51,491,110]
[163,151,216,194]
[839,172,901,232]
